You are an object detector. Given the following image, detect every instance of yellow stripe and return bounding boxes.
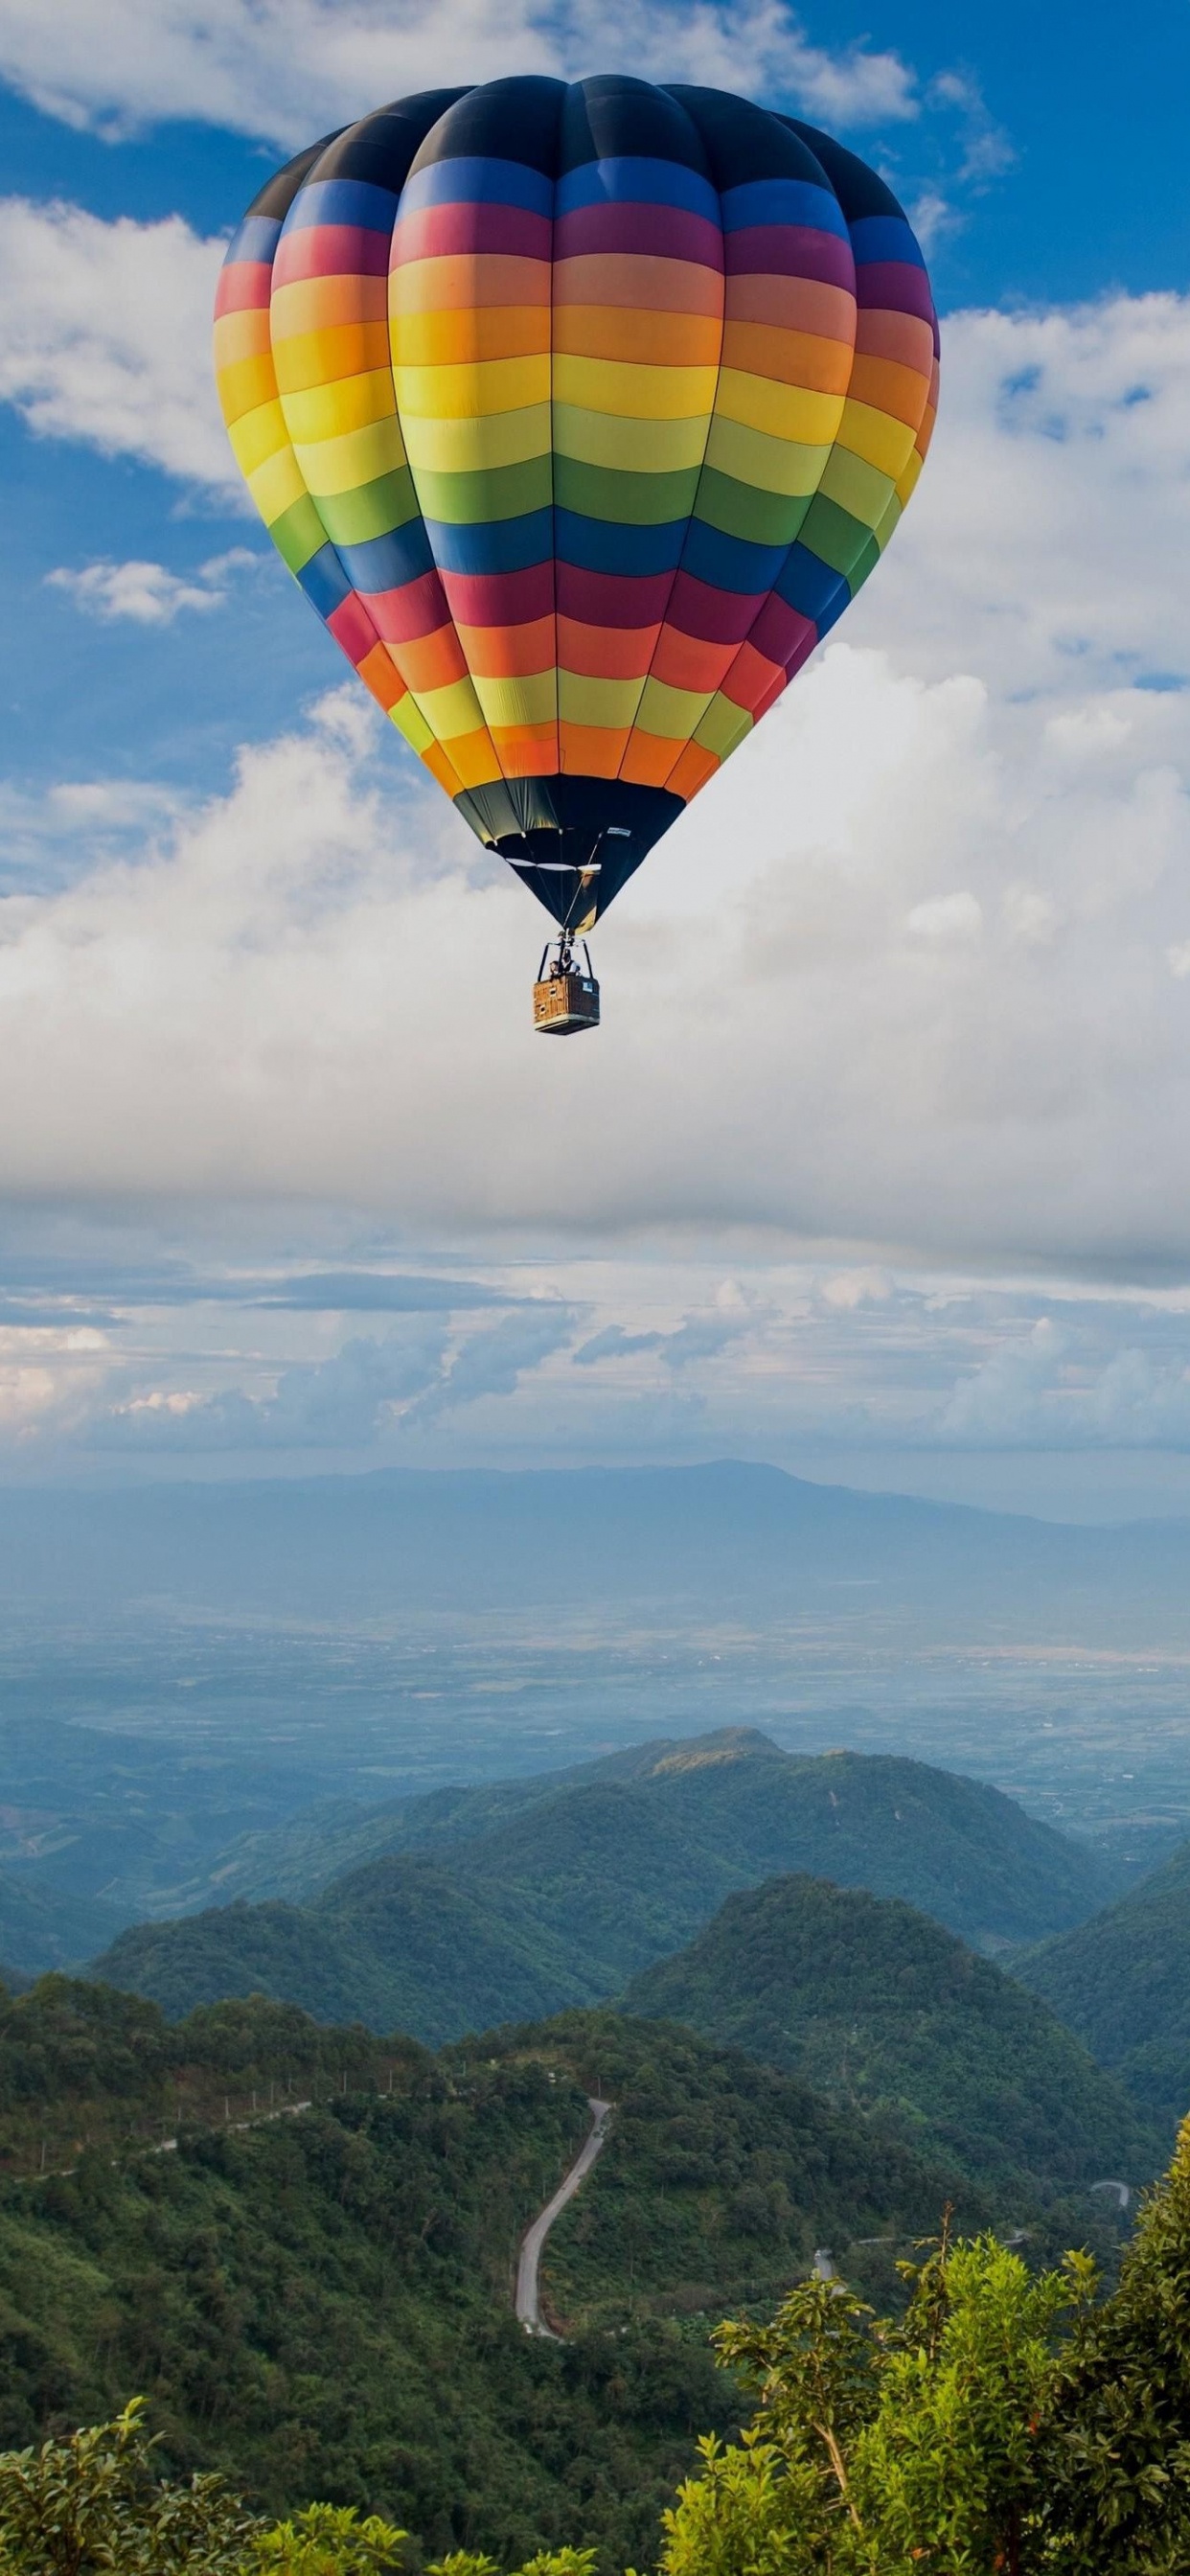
[552,353,719,421]
[817,443,895,530]
[280,368,396,445]
[552,402,708,473]
[247,443,309,525]
[400,402,551,474]
[714,371,844,445]
[292,415,407,496]
[558,670,644,728]
[471,670,558,729]
[227,397,290,477]
[217,352,278,428]
[393,354,551,419]
[835,396,918,478]
[391,696,434,754]
[414,676,492,742]
[695,695,753,760]
[703,414,832,497]
[895,445,924,508]
[634,676,710,741]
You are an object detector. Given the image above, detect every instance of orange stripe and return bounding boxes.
[557,617,657,679]
[389,253,551,312]
[393,305,551,364]
[399,625,470,693]
[721,318,853,395]
[490,725,559,776]
[665,742,719,800]
[357,641,406,713]
[720,640,784,712]
[443,728,504,791]
[271,274,387,334]
[559,722,630,776]
[457,615,556,678]
[272,320,391,392]
[214,308,271,367]
[421,739,465,797]
[620,731,688,788]
[552,307,721,366]
[553,253,723,316]
[847,351,932,428]
[651,629,734,695]
[726,275,855,340]
[855,309,934,373]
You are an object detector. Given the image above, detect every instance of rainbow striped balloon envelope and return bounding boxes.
[216,75,939,938]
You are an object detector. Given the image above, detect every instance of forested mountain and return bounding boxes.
[0,1977,966,2566]
[170,1731,1117,1944]
[93,1735,1119,2038]
[1017,1840,1190,2128]
[0,1865,126,1981]
[621,1873,1162,2187]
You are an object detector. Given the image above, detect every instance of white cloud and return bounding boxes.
[0,0,917,149]
[0,198,229,485]
[97,1326,448,1448]
[46,550,257,625]
[904,891,984,944]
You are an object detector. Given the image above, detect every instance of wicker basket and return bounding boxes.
[533,971,601,1034]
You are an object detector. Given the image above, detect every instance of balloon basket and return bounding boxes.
[533,937,600,1036]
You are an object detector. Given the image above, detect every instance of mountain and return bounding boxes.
[0,1862,129,1978]
[1016,1842,1190,2128]
[0,1977,965,2564]
[159,1731,1118,1945]
[2,1460,1190,1646]
[621,1874,1161,2192]
[91,1735,1119,2037]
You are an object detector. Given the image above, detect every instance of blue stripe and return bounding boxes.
[423,508,554,576]
[555,156,720,221]
[296,542,354,618]
[397,156,555,218]
[339,524,434,592]
[682,519,789,596]
[720,178,847,238]
[554,510,687,577]
[224,215,281,266]
[775,540,850,632]
[848,214,927,270]
[283,177,400,235]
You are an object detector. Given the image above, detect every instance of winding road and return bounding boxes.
[515,2097,613,2336]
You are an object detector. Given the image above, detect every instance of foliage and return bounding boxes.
[253,2503,405,2574]
[0,2398,257,2574]
[92,1739,1115,2044]
[621,1874,1161,2195]
[1018,1841,1190,2132]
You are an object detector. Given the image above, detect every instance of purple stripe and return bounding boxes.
[855,259,935,322]
[556,564,676,626]
[390,202,553,265]
[724,226,854,290]
[749,593,816,666]
[664,571,763,644]
[553,204,723,269]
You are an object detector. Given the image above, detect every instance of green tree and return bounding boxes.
[0,2400,257,2574]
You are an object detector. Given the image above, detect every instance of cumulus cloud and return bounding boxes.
[47,550,258,625]
[0,0,918,149]
[934,1318,1190,1451]
[97,1326,448,1449]
[0,199,230,485]
[407,1306,579,1424]
[574,1301,757,1369]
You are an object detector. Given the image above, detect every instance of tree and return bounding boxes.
[0,2400,257,2576]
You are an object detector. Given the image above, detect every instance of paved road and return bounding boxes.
[515,2097,612,2336]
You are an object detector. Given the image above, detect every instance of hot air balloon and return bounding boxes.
[215,76,938,1032]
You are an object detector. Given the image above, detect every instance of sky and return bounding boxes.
[0,0,1189,1518]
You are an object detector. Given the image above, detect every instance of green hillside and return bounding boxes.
[170,1732,1118,1950]
[621,1874,1161,2193]
[0,1977,964,2568]
[1017,1840,1190,2128]
[94,1735,1120,2040]
[0,1864,128,1978]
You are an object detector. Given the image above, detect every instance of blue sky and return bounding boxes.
[0,0,1188,1516]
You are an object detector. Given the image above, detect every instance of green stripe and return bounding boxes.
[817,445,895,533]
[693,469,812,549]
[411,455,552,525]
[268,493,327,575]
[554,456,699,525]
[795,492,873,580]
[317,468,421,546]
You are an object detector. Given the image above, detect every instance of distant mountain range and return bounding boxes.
[1017,1845,1190,2128]
[622,1873,1160,2189]
[2,1460,1190,1644]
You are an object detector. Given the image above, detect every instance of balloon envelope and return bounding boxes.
[216,77,939,930]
